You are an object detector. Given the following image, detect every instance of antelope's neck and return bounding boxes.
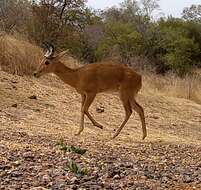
[54,62,77,88]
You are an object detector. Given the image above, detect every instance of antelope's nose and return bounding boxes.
[33,73,37,77]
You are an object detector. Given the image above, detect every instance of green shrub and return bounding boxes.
[155,19,200,76]
[56,138,87,155]
[95,21,143,64]
[66,160,88,176]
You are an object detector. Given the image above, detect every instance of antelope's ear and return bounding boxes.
[55,50,69,59]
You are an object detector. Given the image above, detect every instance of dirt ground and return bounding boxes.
[0,70,201,190]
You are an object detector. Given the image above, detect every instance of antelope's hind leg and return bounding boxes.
[130,99,147,140]
[112,90,132,139]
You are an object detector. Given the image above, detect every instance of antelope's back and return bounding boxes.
[77,62,140,93]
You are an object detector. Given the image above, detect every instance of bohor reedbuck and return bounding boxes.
[34,43,147,139]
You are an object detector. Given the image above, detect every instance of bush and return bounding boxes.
[95,21,143,64]
[155,19,200,76]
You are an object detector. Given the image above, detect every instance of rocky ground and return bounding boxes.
[0,71,201,190]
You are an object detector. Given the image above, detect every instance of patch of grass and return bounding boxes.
[69,146,87,155]
[66,160,88,176]
[0,34,42,76]
[143,71,201,104]
[56,138,87,155]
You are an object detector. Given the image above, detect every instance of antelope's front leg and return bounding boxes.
[75,109,85,136]
[75,96,85,136]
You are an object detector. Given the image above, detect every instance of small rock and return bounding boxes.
[2,77,8,81]
[150,115,159,119]
[23,151,34,160]
[69,184,78,190]
[10,170,23,177]
[11,80,18,84]
[41,174,51,184]
[161,176,169,183]
[29,95,37,100]
[182,175,193,183]
[18,131,28,137]
[96,104,104,113]
[107,168,120,178]
[11,103,18,108]
[125,163,133,168]
[13,160,21,166]
[30,187,49,190]
[70,177,79,184]
[0,171,6,178]
[33,108,40,112]
[113,174,121,179]
[12,85,17,89]
[141,175,147,180]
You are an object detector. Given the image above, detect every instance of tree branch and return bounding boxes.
[60,0,67,19]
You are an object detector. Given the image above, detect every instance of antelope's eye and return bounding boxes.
[45,61,50,65]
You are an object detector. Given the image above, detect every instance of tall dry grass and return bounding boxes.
[0,33,42,75]
[143,72,201,104]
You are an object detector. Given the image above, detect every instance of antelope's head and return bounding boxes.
[34,43,68,78]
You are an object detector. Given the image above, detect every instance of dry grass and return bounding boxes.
[143,72,201,104]
[0,33,42,75]
[0,33,81,76]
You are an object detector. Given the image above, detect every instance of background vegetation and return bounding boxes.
[0,0,201,76]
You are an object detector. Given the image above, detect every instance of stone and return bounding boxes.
[11,103,18,108]
[29,95,37,100]
[113,174,121,180]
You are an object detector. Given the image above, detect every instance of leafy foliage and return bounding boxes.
[96,21,143,64]
[182,4,201,23]
[155,18,201,76]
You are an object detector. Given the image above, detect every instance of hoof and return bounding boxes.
[99,126,103,129]
[142,134,147,140]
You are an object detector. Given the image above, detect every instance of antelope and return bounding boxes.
[34,43,147,139]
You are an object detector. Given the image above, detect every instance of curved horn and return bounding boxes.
[43,42,55,58]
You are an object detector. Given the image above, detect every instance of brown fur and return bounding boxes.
[34,53,147,139]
